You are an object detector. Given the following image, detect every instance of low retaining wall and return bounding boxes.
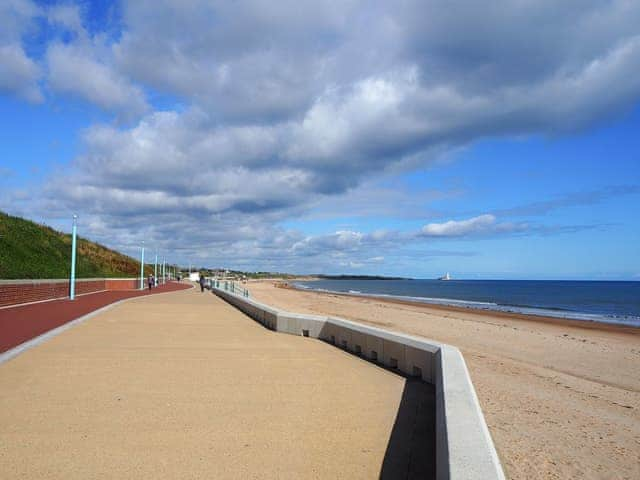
[213,286,505,480]
[0,278,142,307]
[105,279,139,291]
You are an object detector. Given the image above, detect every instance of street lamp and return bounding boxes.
[140,240,145,290]
[69,214,78,300]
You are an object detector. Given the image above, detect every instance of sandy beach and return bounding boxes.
[246,280,640,479]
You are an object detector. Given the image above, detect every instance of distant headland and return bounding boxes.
[316,274,411,280]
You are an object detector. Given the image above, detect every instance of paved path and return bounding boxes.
[0,281,191,353]
[0,287,433,479]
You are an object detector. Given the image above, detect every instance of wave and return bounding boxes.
[291,283,640,327]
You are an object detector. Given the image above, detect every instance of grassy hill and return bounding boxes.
[0,211,152,279]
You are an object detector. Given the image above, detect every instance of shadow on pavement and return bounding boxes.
[379,377,436,479]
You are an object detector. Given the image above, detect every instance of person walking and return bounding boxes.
[148,274,154,291]
[199,274,205,293]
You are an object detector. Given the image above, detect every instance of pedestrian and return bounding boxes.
[148,274,153,291]
[199,274,205,293]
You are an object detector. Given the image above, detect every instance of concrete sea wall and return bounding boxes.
[212,286,505,480]
[0,278,141,307]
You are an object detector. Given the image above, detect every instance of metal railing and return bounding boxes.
[211,279,249,298]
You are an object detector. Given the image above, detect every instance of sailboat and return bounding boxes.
[438,272,451,281]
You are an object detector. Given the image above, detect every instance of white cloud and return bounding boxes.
[3,0,639,272]
[46,42,148,119]
[292,230,364,256]
[421,214,529,237]
[422,214,496,237]
[0,0,42,102]
[42,4,148,119]
[47,4,84,36]
[0,44,41,102]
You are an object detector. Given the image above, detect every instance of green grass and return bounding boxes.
[0,211,152,279]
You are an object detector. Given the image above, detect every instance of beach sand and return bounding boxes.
[247,280,640,480]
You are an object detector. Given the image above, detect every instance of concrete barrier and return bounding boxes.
[212,286,505,480]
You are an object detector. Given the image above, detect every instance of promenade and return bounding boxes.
[0,281,191,353]
[0,286,434,479]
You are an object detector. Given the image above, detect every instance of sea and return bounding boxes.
[293,279,640,328]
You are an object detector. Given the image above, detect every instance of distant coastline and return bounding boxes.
[315,274,411,280]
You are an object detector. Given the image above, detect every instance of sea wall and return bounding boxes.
[0,278,141,307]
[213,286,505,480]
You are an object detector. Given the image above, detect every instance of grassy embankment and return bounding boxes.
[0,211,152,279]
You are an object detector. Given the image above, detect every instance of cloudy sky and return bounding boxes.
[1,0,639,279]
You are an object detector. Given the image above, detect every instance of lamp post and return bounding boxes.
[154,250,158,288]
[140,240,145,290]
[69,214,78,300]
[162,256,166,284]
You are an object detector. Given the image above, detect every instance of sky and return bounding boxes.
[1,0,639,280]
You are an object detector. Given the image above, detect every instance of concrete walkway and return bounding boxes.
[0,287,433,479]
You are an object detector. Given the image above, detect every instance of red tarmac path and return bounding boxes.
[0,281,192,353]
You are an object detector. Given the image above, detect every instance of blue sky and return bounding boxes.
[1,1,639,279]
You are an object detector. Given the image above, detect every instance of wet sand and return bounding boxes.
[248,280,640,479]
